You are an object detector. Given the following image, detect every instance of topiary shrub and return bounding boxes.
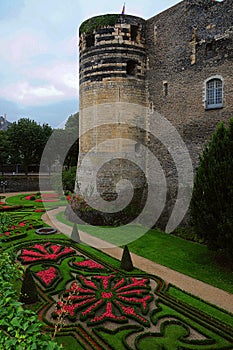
[120,245,134,272]
[20,267,38,304]
[70,223,81,243]
[190,119,233,265]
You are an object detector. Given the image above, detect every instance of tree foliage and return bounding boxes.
[190,119,233,262]
[0,130,10,173]
[64,112,79,169]
[6,118,52,174]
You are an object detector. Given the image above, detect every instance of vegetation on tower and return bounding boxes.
[79,14,120,35]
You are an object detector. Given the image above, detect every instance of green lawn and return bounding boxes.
[167,285,233,328]
[56,211,233,294]
[6,193,68,209]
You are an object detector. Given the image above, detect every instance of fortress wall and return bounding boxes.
[146,0,233,169]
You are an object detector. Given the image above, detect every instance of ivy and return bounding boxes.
[0,249,62,350]
[0,212,14,232]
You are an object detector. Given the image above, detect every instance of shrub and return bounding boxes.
[0,250,61,349]
[52,166,76,194]
[20,267,38,304]
[120,245,134,272]
[190,119,233,264]
[0,212,13,232]
[70,223,81,243]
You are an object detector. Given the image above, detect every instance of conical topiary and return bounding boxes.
[70,223,81,243]
[20,267,38,304]
[120,245,134,272]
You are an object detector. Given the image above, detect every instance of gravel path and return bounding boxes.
[42,206,233,314]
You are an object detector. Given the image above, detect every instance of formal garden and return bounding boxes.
[0,192,233,350]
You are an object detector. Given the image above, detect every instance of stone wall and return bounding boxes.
[1,175,52,193]
[146,0,233,169]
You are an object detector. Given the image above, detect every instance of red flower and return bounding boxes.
[36,266,57,286]
[18,242,75,263]
[35,209,45,212]
[66,195,71,201]
[53,275,153,326]
[74,259,104,270]
[25,196,32,200]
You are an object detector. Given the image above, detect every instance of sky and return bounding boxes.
[0,0,181,128]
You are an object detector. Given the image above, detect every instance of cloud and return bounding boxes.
[0,0,180,123]
[0,82,64,106]
[0,31,48,67]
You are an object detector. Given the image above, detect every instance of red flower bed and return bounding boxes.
[36,266,58,287]
[41,193,58,198]
[74,259,104,270]
[53,275,153,326]
[25,195,34,200]
[0,205,22,211]
[35,199,58,202]
[0,220,31,240]
[18,242,75,263]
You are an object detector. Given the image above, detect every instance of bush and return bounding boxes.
[52,166,76,194]
[0,212,13,232]
[120,245,134,272]
[20,267,38,304]
[0,250,61,349]
[190,119,233,264]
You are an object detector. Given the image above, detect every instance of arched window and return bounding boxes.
[205,77,223,109]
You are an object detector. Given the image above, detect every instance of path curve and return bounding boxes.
[42,206,233,314]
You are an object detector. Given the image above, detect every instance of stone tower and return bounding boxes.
[77,14,148,202]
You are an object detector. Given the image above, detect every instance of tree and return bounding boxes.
[190,119,233,264]
[120,245,134,271]
[0,130,10,174]
[64,113,79,169]
[6,118,52,174]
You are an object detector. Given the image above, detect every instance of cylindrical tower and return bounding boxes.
[77,13,148,201]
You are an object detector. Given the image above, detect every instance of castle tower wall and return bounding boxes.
[77,14,148,197]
